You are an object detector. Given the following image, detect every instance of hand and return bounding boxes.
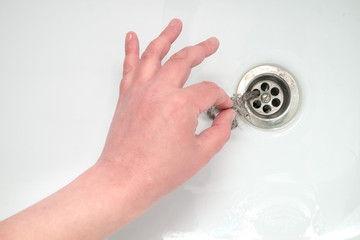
[98,18,235,200]
[0,19,235,240]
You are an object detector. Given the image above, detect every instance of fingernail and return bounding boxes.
[169,19,179,27]
[126,32,133,41]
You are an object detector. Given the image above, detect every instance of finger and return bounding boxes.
[135,18,182,83]
[197,109,236,160]
[159,37,219,88]
[120,31,139,95]
[184,81,233,115]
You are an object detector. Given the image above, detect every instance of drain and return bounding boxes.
[237,65,300,129]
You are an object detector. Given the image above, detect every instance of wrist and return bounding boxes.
[92,156,160,214]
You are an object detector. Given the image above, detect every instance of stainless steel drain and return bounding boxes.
[237,65,300,129]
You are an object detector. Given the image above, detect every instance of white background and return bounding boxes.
[1,0,359,239]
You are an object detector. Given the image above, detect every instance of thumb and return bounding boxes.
[197,109,236,159]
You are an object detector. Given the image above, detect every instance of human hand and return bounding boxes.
[98,18,235,203]
[0,19,236,240]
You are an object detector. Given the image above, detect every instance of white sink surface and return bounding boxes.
[0,0,359,239]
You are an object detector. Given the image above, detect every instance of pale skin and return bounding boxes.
[0,19,235,240]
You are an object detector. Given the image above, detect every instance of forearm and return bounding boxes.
[0,160,155,240]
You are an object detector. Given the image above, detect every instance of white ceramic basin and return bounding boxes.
[0,0,359,239]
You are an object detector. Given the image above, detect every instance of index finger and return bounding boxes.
[158,37,220,88]
[184,81,233,115]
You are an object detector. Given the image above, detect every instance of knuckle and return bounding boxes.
[201,81,218,90]
[170,47,189,61]
[141,49,156,60]
[141,36,171,60]
[141,41,159,60]
[123,62,135,75]
[158,35,172,48]
[126,44,137,54]
[171,92,190,107]
[149,39,161,49]
[170,46,206,66]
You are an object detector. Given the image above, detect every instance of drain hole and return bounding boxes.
[261,83,270,91]
[272,98,281,107]
[271,87,280,96]
[253,89,260,96]
[253,100,261,109]
[263,105,271,113]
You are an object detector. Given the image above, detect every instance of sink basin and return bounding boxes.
[0,0,359,239]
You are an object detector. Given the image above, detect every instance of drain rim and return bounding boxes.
[237,65,300,129]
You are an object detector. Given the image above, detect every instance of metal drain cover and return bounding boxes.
[237,65,300,129]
